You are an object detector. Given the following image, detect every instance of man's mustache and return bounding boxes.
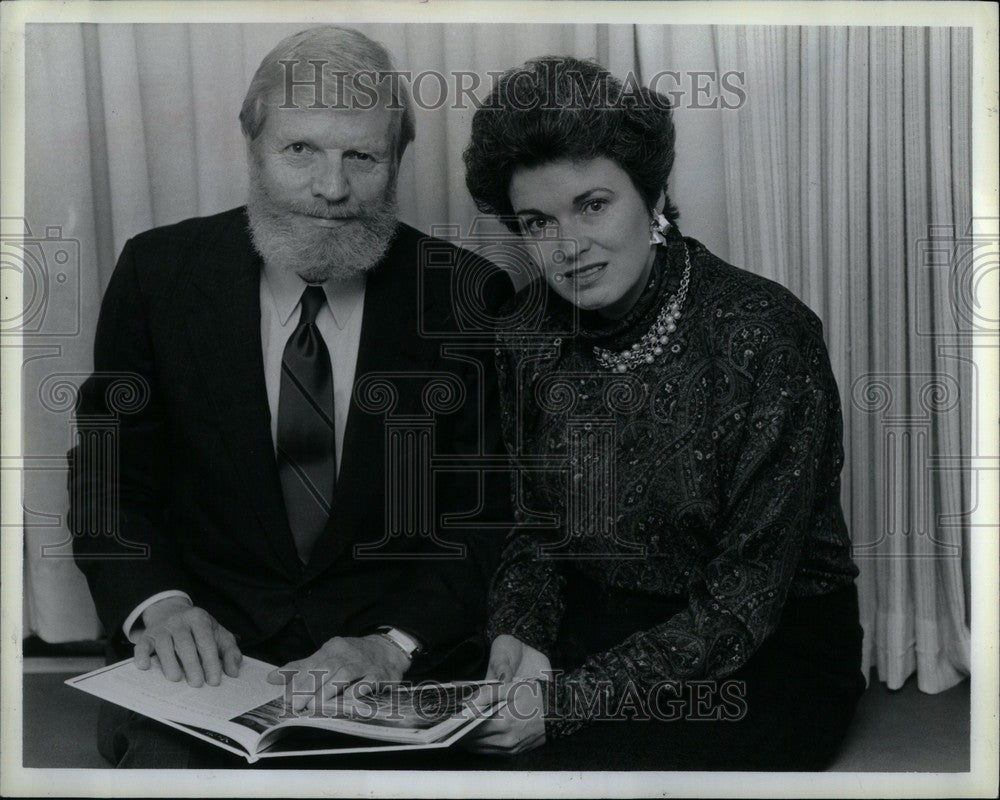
[281,201,366,220]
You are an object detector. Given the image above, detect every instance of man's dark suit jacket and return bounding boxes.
[69,206,513,677]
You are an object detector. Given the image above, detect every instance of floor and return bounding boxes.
[21,658,970,772]
[826,674,969,772]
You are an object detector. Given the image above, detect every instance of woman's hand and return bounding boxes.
[487,634,552,682]
[462,678,547,755]
[462,635,552,755]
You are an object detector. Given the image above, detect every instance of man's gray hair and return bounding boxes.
[239,25,415,162]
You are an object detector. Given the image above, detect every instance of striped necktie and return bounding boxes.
[276,285,336,564]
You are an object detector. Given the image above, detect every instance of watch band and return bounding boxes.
[376,626,421,659]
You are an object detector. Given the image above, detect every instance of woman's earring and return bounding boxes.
[649,212,670,245]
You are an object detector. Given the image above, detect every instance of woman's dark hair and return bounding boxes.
[464,56,678,231]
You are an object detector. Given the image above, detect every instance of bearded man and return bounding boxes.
[69,25,513,768]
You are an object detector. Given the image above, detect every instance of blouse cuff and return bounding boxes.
[486,619,556,660]
[539,671,591,740]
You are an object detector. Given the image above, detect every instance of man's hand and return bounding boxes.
[487,634,552,682]
[266,634,410,712]
[461,678,547,755]
[133,596,242,687]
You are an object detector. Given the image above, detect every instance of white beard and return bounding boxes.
[245,164,399,283]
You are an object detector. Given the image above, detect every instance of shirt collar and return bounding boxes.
[262,261,366,330]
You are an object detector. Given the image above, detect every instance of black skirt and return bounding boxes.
[506,566,867,771]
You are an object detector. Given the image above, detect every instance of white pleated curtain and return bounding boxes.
[23,23,971,694]
[707,26,972,693]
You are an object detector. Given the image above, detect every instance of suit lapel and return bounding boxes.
[305,227,431,576]
[186,210,303,577]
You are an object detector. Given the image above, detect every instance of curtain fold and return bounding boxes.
[710,25,971,693]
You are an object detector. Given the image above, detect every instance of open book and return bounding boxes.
[67,657,503,762]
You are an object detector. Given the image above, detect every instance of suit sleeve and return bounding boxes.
[69,239,193,643]
[351,260,514,677]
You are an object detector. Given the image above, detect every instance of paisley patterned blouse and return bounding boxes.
[487,229,859,738]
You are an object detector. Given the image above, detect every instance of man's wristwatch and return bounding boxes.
[376,626,422,661]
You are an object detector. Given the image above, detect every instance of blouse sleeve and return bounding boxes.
[541,314,846,738]
[485,341,567,657]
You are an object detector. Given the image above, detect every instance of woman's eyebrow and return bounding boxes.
[515,187,614,216]
[572,187,613,204]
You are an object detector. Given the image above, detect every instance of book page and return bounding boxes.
[68,660,504,758]
[254,698,506,759]
[253,681,503,748]
[66,657,283,753]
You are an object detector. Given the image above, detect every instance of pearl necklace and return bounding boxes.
[593,244,691,373]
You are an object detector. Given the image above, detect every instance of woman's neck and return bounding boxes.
[597,246,658,320]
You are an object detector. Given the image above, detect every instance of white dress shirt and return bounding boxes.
[122,264,366,641]
[259,262,366,470]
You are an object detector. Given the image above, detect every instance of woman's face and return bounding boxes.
[508,157,659,318]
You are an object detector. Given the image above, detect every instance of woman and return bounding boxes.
[460,57,865,770]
